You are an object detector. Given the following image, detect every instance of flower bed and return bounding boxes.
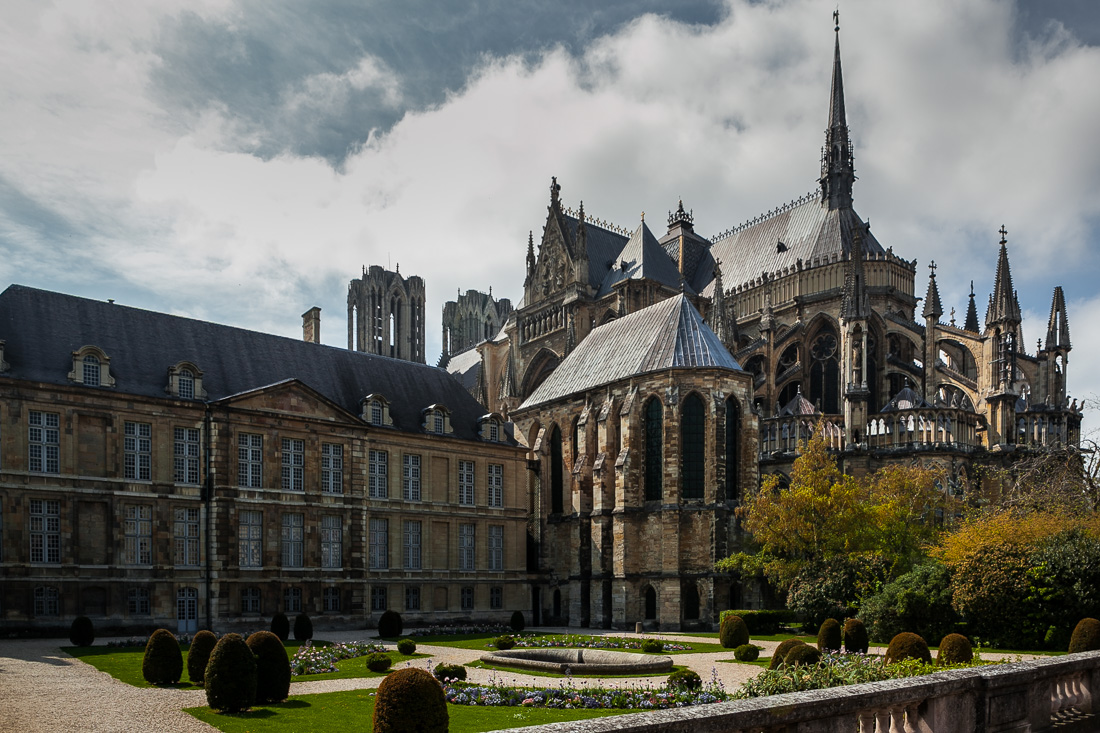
[106,634,194,648]
[290,640,386,676]
[409,624,511,637]
[504,634,692,652]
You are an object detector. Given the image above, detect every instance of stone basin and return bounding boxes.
[479,647,674,675]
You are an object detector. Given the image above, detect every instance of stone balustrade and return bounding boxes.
[758,415,844,458]
[866,408,981,452]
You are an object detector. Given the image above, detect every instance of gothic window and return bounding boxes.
[550,425,564,514]
[777,382,802,411]
[681,393,705,500]
[726,397,741,501]
[644,398,663,501]
[777,344,799,374]
[809,328,840,413]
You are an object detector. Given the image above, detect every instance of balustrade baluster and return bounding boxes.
[857,711,877,733]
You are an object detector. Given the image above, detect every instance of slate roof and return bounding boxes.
[519,294,741,410]
[444,346,483,393]
[596,220,689,297]
[562,215,629,290]
[0,284,510,443]
[881,386,930,412]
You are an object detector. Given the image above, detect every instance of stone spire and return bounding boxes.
[820,12,855,211]
[922,261,943,323]
[840,222,870,319]
[525,230,535,279]
[963,280,980,332]
[707,260,730,344]
[986,225,1022,328]
[1045,286,1071,350]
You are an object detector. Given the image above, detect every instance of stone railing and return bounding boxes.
[510,651,1100,732]
[866,408,981,452]
[758,415,844,458]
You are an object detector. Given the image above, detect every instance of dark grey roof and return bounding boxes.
[779,389,817,416]
[881,386,930,412]
[596,220,689,297]
[0,284,509,443]
[444,347,482,393]
[562,215,629,290]
[519,294,741,410]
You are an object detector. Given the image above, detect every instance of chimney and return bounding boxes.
[302,307,321,344]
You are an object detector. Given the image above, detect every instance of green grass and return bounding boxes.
[186,690,634,732]
[413,632,726,655]
[293,653,425,681]
[466,659,688,679]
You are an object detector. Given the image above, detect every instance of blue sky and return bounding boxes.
[2,0,1099,428]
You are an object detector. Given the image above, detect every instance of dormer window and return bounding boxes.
[371,400,383,425]
[83,355,101,386]
[0,340,7,372]
[433,412,444,434]
[69,346,115,388]
[423,405,452,435]
[361,394,394,427]
[178,369,195,400]
[166,362,206,400]
[479,413,506,442]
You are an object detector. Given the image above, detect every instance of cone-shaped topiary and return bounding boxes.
[884,632,932,665]
[187,630,218,685]
[1069,618,1100,653]
[843,618,869,654]
[720,614,750,649]
[204,633,257,713]
[69,616,94,647]
[640,638,663,653]
[936,633,973,665]
[142,628,183,685]
[373,667,448,733]
[784,644,822,666]
[396,638,416,655]
[817,618,842,652]
[293,613,313,641]
[510,610,525,632]
[433,663,467,682]
[667,669,702,689]
[769,639,806,670]
[270,612,290,642]
[245,631,290,703]
[378,610,403,638]
[367,653,393,673]
[734,644,760,662]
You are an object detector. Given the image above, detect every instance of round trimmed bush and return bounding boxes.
[769,639,806,670]
[510,610,526,632]
[1069,618,1100,653]
[936,633,973,666]
[246,631,291,703]
[69,616,94,647]
[784,644,822,667]
[433,663,467,682]
[843,618,869,654]
[293,613,313,641]
[378,610,403,638]
[494,635,515,650]
[204,633,257,713]
[817,618,842,652]
[367,653,393,673]
[640,638,664,653]
[720,614,750,649]
[142,628,183,685]
[373,667,448,733]
[397,638,416,656]
[734,644,759,662]
[270,612,290,642]
[187,630,218,685]
[667,669,701,690]
[884,632,932,665]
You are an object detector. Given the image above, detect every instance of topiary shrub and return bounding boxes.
[510,610,525,632]
[1069,618,1100,653]
[769,639,806,670]
[187,630,218,685]
[884,632,932,665]
[69,616,94,647]
[720,614,750,649]
[936,633,973,666]
[640,638,664,653]
[784,644,822,667]
[142,628,183,685]
[397,638,416,656]
[721,609,797,636]
[667,669,701,690]
[204,633,257,713]
[843,618,869,654]
[494,635,515,650]
[734,644,760,662]
[817,618,842,652]
[373,667,448,733]
[367,653,393,673]
[270,612,290,642]
[378,610,403,638]
[293,613,313,642]
[433,663,467,682]
[246,631,291,703]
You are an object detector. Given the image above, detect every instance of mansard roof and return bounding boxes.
[519,293,740,409]
[0,284,507,443]
[596,219,688,297]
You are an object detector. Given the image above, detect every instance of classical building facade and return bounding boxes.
[0,285,527,634]
[347,265,426,363]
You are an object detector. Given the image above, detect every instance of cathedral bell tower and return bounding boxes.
[984,226,1023,446]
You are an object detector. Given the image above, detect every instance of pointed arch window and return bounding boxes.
[809,328,840,413]
[725,397,741,500]
[681,393,705,500]
[550,425,564,514]
[644,398,663,501]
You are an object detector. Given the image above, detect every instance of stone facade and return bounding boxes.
[347,265,427,363]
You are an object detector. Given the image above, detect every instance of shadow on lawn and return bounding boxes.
[219,700,313,719]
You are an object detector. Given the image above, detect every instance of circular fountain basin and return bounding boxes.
[479,648,673,675]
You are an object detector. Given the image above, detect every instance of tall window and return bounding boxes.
[490,586,503,610]
[174,427,200,484]
[83,355,101,387]
[34,586,59,616]
[402,454,421,501]
[282,513,304,568]
[681,393,705,500]
[488,464,503,507]
[281,438,304,491]
[644,398,663,501]
[550,425,563,514]
[284,587,302,613]
[323,587,341,613]
[810,328,841,414]
[461,586,474,611]
[403,520,421,570]
[28,411,60,474]
[241,587,260,615]
[370,400,383,425]
[371,586,387,612]
[128,587,151,615]
[488,525,503,571]
[405,585,421,611]
[29,499,60,564]
[321,443,343,494]
[725,397,741,501]
[458,460,475,505]
[321,515,342,569]
[369,450,388,498]
[238,433,263,488]
[488,421,500,442]
[123,505,152,565]
[239,510,262,568]
[369,518,389,570]
[458,523,475,571]
[124,422,152,480]
[178,369,195,400]
[173,508,200,567]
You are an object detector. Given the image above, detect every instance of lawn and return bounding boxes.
[465,659,689,679]
[413,632,727,655]
[186,690,634,732]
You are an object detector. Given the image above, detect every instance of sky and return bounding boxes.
[2,0,1099,429]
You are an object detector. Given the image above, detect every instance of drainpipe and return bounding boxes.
[204,406,213,630]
